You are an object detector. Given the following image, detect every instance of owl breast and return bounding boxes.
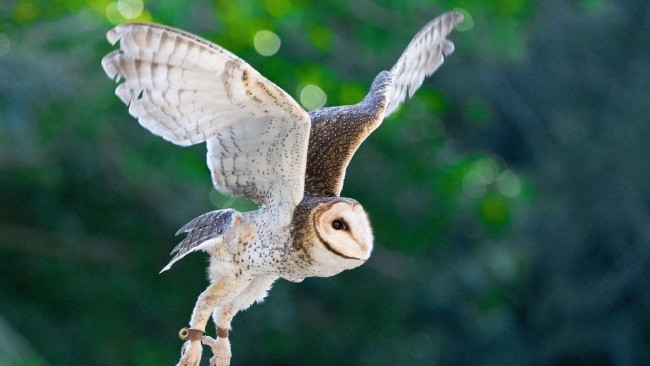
[207,198,372,282]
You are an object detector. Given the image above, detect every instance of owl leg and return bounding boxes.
[202,304,236,366]
[176,275,252,366]
[203,275,278,366]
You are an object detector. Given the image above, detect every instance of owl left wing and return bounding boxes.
[161,209,240,272]
[102,23,310,207]
[383,11,463,116]
[304,11,463,197]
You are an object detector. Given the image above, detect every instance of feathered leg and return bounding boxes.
[203,304,235,366]
[176,275,253,366]
[203,275,277,366]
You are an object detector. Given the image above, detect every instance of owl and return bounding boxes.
[102,11,462,366]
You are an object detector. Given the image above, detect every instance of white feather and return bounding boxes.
[102,23,311,206]
[384,11,463,116]
[159,237,222,273]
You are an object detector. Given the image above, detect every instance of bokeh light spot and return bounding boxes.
[106,2,125,24]
[118,0,143,19]
[299,84,327,110]
[462,170,486,198]
[463,157,500,198]
[473,156,499,184]
[254,30,281,57]
[496,170,521,198]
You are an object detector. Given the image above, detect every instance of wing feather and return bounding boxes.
[304,11,463,197]
[160,209,240,272]
[102,23,310,206]
[385,11,463,116]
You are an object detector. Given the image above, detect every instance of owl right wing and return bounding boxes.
[102,23,310,207]
[304,11,463,197]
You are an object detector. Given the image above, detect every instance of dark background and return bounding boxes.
[1,0,649,365]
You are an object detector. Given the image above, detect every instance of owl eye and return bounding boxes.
[331,219,347,231]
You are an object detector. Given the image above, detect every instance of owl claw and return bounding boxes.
[176,340,203,366]
[203,335,232,366]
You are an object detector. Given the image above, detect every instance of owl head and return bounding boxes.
[293,197,373,277]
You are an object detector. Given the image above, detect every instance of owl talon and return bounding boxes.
[203,335,232,366]
[176,340,203,366]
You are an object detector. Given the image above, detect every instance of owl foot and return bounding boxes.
[202,335,232,366]
[176,340,203,366]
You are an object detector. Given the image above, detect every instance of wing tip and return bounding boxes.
[100,50,122,80]
[106,25,125,45]
[383,10,465,116]
[159,255,177,273]
[159,258,178,273]
[159,264,171,274]
[446,10,465,26]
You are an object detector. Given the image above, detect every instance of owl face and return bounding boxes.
[302,198,373,277]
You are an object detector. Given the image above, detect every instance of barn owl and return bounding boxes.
[102,11,462,366]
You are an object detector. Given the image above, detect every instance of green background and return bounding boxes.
[1,0,649,365]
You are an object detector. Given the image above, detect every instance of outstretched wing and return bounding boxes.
[161,209,240,272]
[304,11,463,197]
[384,11,463,116]
[102,23,310,207]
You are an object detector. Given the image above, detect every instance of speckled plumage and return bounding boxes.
[102,11,462,366]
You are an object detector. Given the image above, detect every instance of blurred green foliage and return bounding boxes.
[1,0,649,365]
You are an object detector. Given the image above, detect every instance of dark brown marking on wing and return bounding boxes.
[304,71,391,197]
